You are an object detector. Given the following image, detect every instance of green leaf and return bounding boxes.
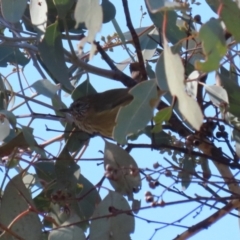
[63,124,90,153]
[114,79,159,144]
[155,51,169,92]
[0,75,8,110]
[5,157,19,169]
[200,158,211,180]
[34,191,52,212]
[71,79,97,101]
[22,126,47,158]
[51,94,68,127]
[0,45,30,67]
[49,213,85,240]
[123,27,149,41]
[155,49,187,131]
[53,0,75,19]
[146,4,186,44]
[1,0,28,23]
[102,0,116,23]
[38,22,74,92]
[55,149,80,190]
[205,0,218,13]
[155,45,187,127]
[47,202,71,226]
[0,174,42,240]
[180,157,195,190]
[144,126,172,145]
[206,0,240,42]
[132,199,141,214]
[89,191,134,240]
[154,106,172,124]
[0,116,10,141]
[195,18,227,72]
[151,123,162,133]
[220,0,240,42]
[141,27,159,61]
[124,26,158,61]
[217,73,240,118]
[112,18,126,44]
[77,174,101,220]
[112,18,134,60]
[145,0,188,11]
[34,161,56,183]
[229,63,238,85]
[146,62,156,79]
[31,79,60,98]
[70,67,86,87]
[0,110,16,128]
[0,129,29,158]
[104,141,141,200]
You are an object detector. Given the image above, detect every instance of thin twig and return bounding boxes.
[94,41,119,71]
[64,49,136,87]
[15,66,33,113]
[122,0,148,80]
[8,91,55,110]
[127,143,240,170]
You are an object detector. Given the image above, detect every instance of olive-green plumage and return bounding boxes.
[60,88,133,138]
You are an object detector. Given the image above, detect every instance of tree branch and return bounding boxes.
[122,0,148,80]
[174,199,240,240]
[64,50,136,87]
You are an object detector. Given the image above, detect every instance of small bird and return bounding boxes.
[60,88,133,138]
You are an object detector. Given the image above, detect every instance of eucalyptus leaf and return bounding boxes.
[31,79,60,98]
[204,84,229,107]
[195,18,227,72]
[181,157,195,190]
[0,174,42,240]
[74,0,103,59]
[102,0,116,23]
[146,3,186,44]
[163,39,203,130]
[55,149,80,190]
[22,126,47,158]
[89,191,134,240]
[77,174,101,220]
[186,70,199,98]
[53,0,75,19]
[114,79,160,144]
[232,129,240,159]
[1,0,27,23]
[38,22,74,92]
[206,0,240,42]
[0,110,16,128]
[0,117,10,141]
[49,213,85,240]
[104,141,141,200]
[30,0,48,39]
[0,45,30,67]
[71,79,97,101]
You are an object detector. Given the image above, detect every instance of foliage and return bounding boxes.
[0,0,240,239]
